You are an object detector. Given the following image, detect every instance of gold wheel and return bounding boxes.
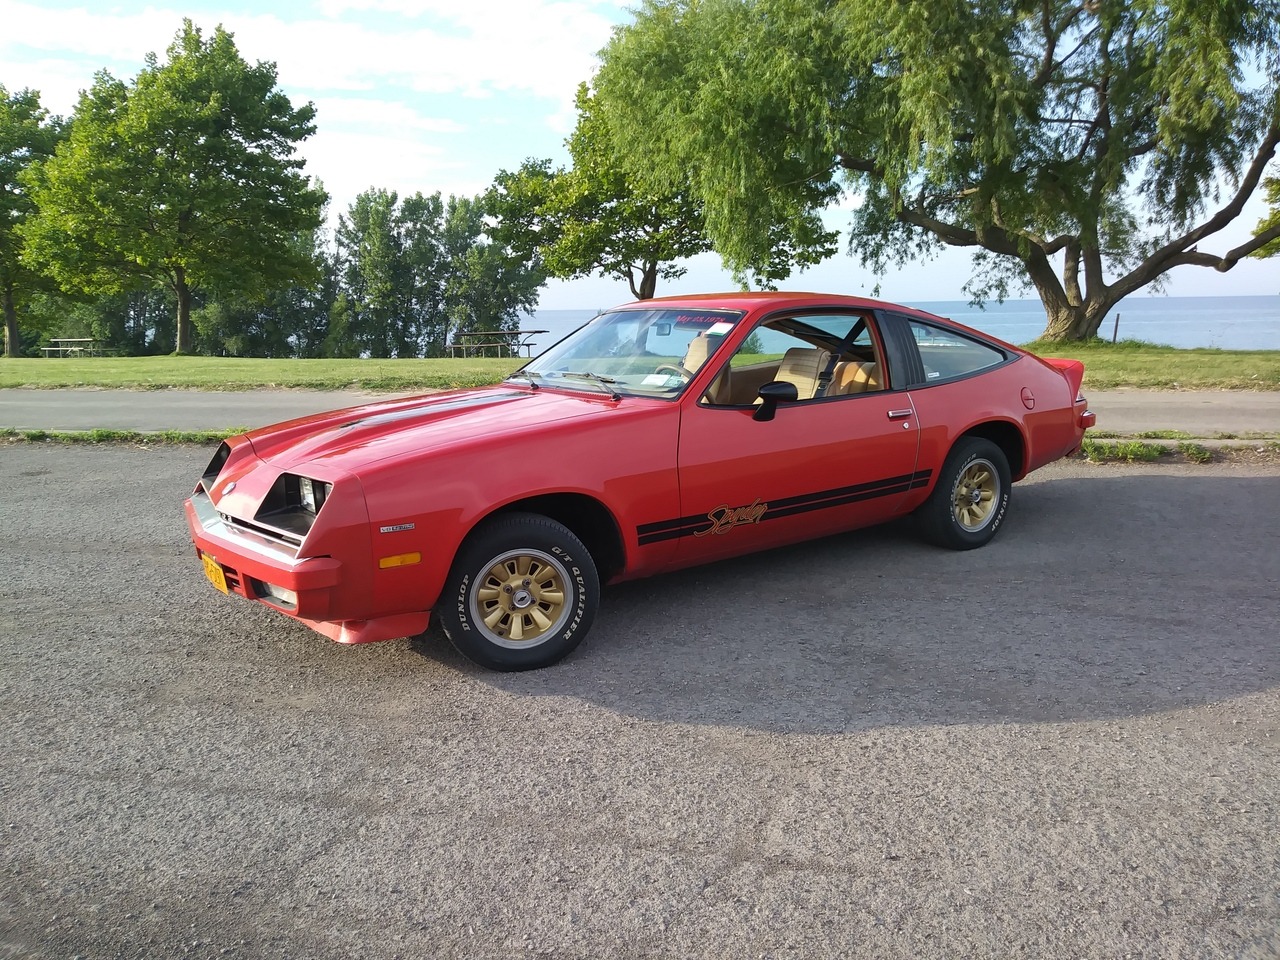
[470,548,571,649]
[951,457,999,532]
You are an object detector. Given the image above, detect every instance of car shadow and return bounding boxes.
[411,471,1280,733]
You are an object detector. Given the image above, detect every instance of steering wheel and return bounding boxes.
[654,363,691,379]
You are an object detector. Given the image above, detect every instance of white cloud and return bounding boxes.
[0,57,93,114]
[312,96,464,134]
[306,127,487,217]
[0,1,182,65]
[0,0,624,106]
[0,0,623,225]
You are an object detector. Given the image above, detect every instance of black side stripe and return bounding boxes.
[636,470,933,545]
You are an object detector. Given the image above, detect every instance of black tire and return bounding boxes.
[436,512,599,671]
[918,437,1011,550]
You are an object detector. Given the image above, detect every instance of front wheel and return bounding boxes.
[436,512,600,671]
[917,437,1011,550]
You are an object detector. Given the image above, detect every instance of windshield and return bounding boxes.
[512,307,745,398]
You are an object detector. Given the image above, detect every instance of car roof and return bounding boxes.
[611,290,941,320]
[608,291,1025,353]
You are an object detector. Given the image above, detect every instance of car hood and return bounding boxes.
[242,385,620,474]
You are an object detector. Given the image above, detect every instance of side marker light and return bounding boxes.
[379,552,422,569]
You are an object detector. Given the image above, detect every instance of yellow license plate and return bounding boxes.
[202,553,229,594]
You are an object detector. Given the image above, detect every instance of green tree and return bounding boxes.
[489,84,832,300]
[21,21,326,354]
[490,85,711,299]
[1,86,63,358]
[332,188,449,357]
[331,189,545,358]
[333,188,410,358]
[1255,174,1280,260]
[594,0,1280,340]
[43,287,175,355]
[443,195,546,341]
[195,202,336,358]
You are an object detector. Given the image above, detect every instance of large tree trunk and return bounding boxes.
[637,265,657,300]
[1040,305,1097,341]
[627,262,658,300]
[174,268,194,354]
[1020,247,1117,342]
[1037,297,1118,342]
[2,284,19,358]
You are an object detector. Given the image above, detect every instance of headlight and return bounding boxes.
[254,473,333,539]
[299,476,324,513]
[283,474,330,514]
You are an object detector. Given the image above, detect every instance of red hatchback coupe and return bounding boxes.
[186,292,1095,670]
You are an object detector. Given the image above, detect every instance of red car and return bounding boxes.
[185,292,1095,670]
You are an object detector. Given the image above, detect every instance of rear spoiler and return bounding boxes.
[1043,357,1085,398]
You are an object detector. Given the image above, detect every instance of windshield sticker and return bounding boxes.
[694,498,769,537]
[707,321,735,336]
[672,312,733,326]
[641,374,673,385]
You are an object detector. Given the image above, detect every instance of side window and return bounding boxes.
[701,313,886,406]
[910,322,1006,383]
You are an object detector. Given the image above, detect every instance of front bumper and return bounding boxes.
[184,491,429,645]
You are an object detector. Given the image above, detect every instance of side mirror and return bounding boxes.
[753,380,799,422]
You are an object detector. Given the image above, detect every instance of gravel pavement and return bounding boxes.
[1,445,1277,958]
[1,386,1278,436]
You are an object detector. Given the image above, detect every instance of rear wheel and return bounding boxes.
[437,512,599,671]
[918,437,1011,550]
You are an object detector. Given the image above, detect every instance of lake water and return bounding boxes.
[518,295,1280,354]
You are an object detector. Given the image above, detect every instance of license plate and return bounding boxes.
[202,553,229,594]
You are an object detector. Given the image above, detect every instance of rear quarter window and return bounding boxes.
[909,322,1007,382]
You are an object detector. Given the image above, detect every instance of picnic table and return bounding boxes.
[42,338,102,357]
[449,330,549,359]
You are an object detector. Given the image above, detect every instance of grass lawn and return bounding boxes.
[0,355,521,391]
[2,340,1278,391]
[1024,339,1280,390]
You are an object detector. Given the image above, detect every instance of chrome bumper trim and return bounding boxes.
[191,490,303,563]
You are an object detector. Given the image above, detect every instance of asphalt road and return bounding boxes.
[1,446,1278,959]
[2,386,1278,436]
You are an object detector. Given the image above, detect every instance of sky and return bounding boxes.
[2,0,1276,310]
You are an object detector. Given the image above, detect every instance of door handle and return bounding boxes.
[887,409,913,420]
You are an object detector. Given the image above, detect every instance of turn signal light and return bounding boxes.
[378,552,422,569]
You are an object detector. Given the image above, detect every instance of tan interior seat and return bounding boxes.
[683,331,732,403]
[772,347,831,400]
[680,331,721,373]
[829,361,881,395]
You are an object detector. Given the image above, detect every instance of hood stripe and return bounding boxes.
[340,390,528,429]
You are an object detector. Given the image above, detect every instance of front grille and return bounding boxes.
[219,512,305,548]
[220,561,244,593]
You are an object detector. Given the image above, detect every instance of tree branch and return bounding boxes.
[1037,20,1099,87]
[894,204,1032,261]
[1040,235,1075,255]
[1108,119,1280,300]
[836,153,883,177]
[1063,240,1082,303]
[1033,0,1059,87]
[1160,224,1280,271]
